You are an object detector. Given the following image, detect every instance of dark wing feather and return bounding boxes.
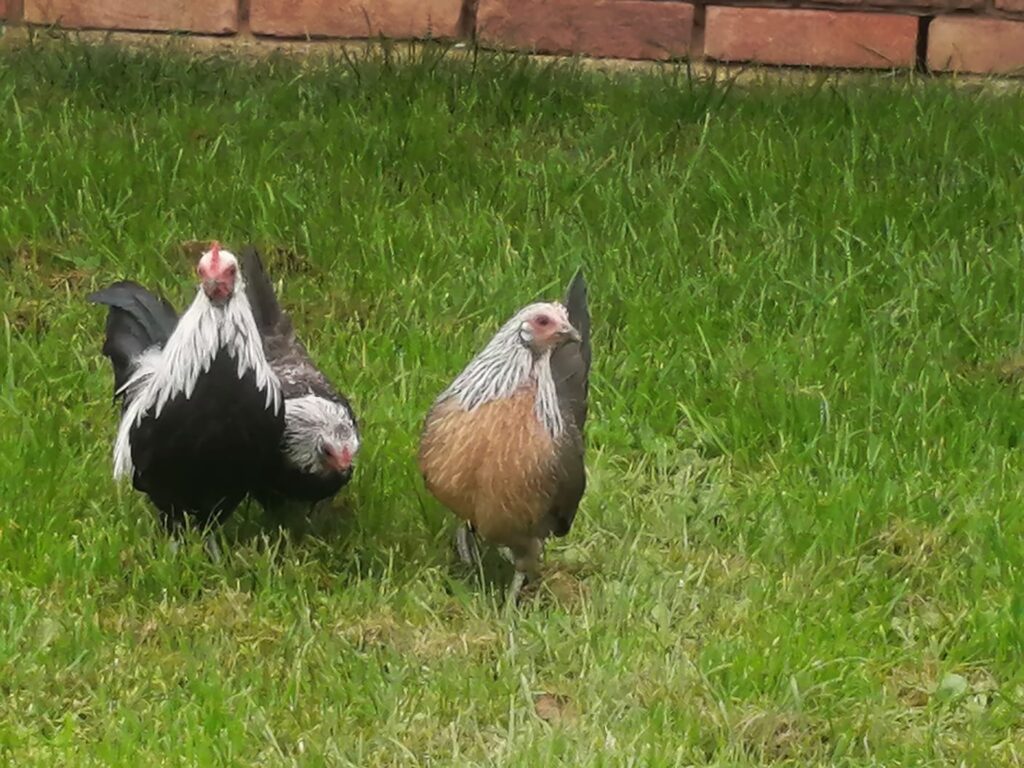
[546,269,591,537]
[546,429,586,538]
[268,335,354,406]
[239,245,291,339]
[550,268,590,430]
[87,280,179,393]
[240,245,353,410]
[564,268,591,376]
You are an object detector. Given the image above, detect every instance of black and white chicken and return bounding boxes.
[88,243,285,555]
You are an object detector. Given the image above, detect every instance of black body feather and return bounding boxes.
[129,351,285,529]
[258,463,353,507]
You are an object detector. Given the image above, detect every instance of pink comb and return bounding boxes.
[209,240,221,267]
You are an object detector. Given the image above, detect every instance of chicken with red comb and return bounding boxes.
[419,270,591,603]
[87,242,284,558]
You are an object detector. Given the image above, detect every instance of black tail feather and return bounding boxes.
[239,245,286,336]
[565,268,591,375]
[87,281,178,394]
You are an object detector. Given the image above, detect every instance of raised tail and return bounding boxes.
[550,267,591,440]
[239,245,288,337]
[87,280,178,394]
[564,268,591,377]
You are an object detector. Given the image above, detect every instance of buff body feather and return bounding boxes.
[418,271,590,600]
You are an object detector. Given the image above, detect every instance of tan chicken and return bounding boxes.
[419,271,591,602]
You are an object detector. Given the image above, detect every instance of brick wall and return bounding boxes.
[3,0,1023,75]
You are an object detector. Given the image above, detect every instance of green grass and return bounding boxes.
[2,36,1024,765]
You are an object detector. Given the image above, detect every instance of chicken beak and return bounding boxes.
[203,278,230,303]
[563,324,582,343]
[324,445,353,472]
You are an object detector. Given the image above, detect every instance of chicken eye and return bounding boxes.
[536,316,551,328]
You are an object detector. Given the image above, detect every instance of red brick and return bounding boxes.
[250,0,462,39]
[704,7,917,70]
[828,0,981,9]
[927,17,1024,74]
[995,0,1024,13]
[23,0,238,33]
[477,0,693,61]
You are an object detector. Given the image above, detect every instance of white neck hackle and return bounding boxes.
[112,274,282,480]
[441,303,566,439]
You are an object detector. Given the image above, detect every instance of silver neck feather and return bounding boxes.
[442,314,565,439]
[112,284,281,480]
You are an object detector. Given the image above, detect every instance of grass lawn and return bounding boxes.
[2,37,1024,766]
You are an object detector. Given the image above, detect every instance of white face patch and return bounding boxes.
[518,322,533,345]
[112,275,282,481]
